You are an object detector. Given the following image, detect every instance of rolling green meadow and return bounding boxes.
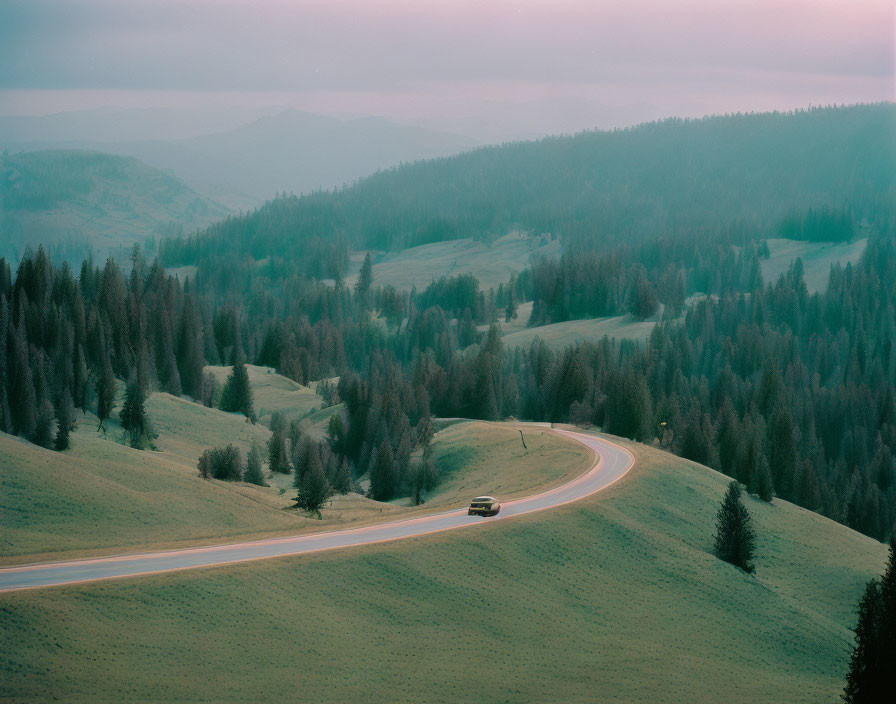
[341,232,561,292]
[500,302,660,349]
[1,101,892,704]
[204,364,322,424]
[0,359,588,565]
[0,430,886,703]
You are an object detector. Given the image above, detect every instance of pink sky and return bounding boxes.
[0,0,892,130]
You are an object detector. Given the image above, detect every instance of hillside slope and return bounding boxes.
[1,109,479,209]
[0,150,230,262]
[0,431,885,703]
[341,232,561,291]
[162,104,896,264]
[0,362,588,564]
[761,237,868,293]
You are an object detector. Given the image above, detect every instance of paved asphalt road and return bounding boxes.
[0,429,633,592]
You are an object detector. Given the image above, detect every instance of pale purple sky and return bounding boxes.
[0,0,892,133]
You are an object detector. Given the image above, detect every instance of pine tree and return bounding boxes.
[9,324,37,439]
[177,295,205,398]
[332,459,352,495]
[292,449,330,516]
[199,371,218,408]
[370,438,397,501]
[120,372,148,449]
[33,399,56,449]
[95,355,116,432]
[355,252,374,305]
[843,539,896,703]
[716,398,740,477]
[327,413,346,455]
[0,294,12,434]
[713,481,757,573]
[768,405,797,499]
[750,457,774,502]
[410,455,437,506]
[219,358,255,421]
[72,344,89,412]
[267,412,290,474]
[54,387,75,451]
[244,443,267,486]
[292,436,316,487]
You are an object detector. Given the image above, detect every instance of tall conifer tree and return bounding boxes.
[713,481,757,573]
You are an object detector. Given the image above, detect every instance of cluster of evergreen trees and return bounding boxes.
[5,134,896,539]
[779,206,855,243]
[0,247,206,449]
[844,539,896,702]
[198,442,266,485]
[524,233,761,326]
[489,240,896,539]
[335,356,437,502]
[5,228,896,539]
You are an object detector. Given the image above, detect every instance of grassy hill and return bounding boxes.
[499,301,661,349]
[0,359,587,564]
[341,232,561,291]
[761,237,868,293]
[0,394,290,564]
[0,428,886,703]
[205,364,322,425]
[162,104,896,262]
[0,149,230,262]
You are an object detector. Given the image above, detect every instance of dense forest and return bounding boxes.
[3,105,895,541]
[4,223,896,538]
[160,104,895,267]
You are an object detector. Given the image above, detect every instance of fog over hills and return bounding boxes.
[1,107,479,208]
[0,149,229,263]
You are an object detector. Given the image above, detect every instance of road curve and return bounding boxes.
[0,429,633,593]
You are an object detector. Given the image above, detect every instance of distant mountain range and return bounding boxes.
[1,108,479,208]
[0,150,230,263]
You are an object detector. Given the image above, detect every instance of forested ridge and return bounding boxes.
[160,104,895,267]
[3,104,896,542]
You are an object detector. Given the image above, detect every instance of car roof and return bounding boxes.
[472,496,497,502]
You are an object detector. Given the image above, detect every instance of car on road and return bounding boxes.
[468,496,501,517]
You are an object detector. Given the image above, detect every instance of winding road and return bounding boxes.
[0,429,633,593]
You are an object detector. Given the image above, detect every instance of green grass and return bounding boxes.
[500,301,660,349]
[424,422,591,506]
[205,364,323,425]
[340,232,561,291]
[0,387,585,563]
[0,430,886,703]
[761,237,867,293]
[0,400,299,564]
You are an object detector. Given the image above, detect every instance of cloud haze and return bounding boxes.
[0,0,892,130]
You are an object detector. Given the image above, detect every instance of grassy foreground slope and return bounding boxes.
[0,385,586,563]
[1,432,886,703]
[0,397,293,564]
